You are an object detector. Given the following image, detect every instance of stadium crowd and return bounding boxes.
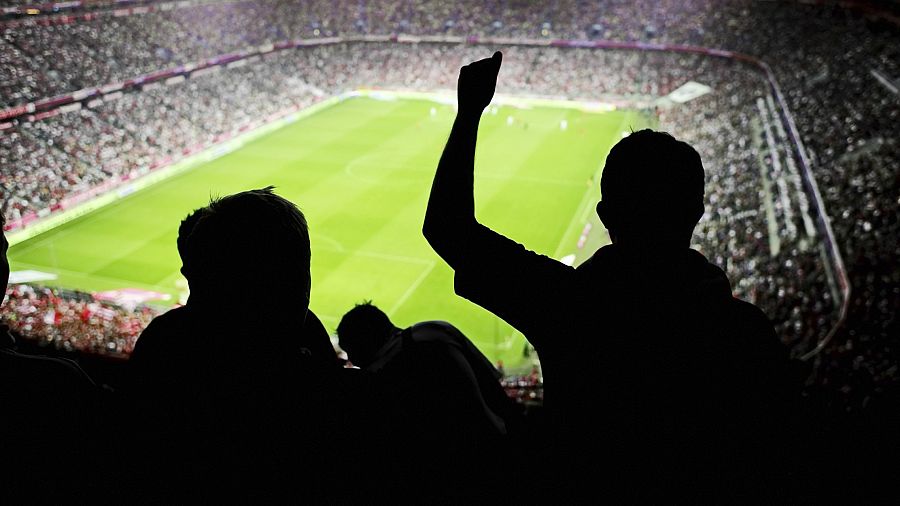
[0,51,325,222]
[0,1,895,106]
[3,283,156,355]
[0,43,842,367]
[0,0,896,416]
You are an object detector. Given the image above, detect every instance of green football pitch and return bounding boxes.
[8,96,647,367]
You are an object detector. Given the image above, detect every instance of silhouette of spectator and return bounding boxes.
[336,301,521,501]
[423,52,802,501]
[338,301,516,431]
[0,214,101,503]
[126,187,345,502]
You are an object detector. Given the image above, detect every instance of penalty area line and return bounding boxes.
[552,109,631,260]
[388,261,436,315]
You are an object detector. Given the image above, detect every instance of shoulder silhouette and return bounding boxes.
[0,216,103,503]
[337,301,520,502]
[424,52,802,501]
[126,187,345,502]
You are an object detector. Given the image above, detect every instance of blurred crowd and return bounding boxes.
[0,1,896,106]
[3,283,157,356]
[0,0,896,411]
[1,52,324,219]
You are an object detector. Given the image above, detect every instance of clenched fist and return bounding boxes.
[457,51,502,115]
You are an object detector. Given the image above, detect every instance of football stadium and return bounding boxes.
[8,94,648,366]
[0,0,897,501]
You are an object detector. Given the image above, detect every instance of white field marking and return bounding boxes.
[85,227,177,281]
[342,154,580,182]
[506,111,633,348]
[9,260,175,295]
[314,245,432,266]
[312,234,347,252]
[347,163,584,188]
[494,109,632,341]
[9,179,179,255]
[471,331,519,351]
[494,337,515,350]
[340,120,584,187]
[479,172,584,187]
[13,220,92,255]
[344,158,581,188]
[552,110,632,260]
[578,197,595,223]
[15,245,429,304]
[388,261,436,315]
[8,270,58,283]
[156,270,192,296]
[313,314,342,324]
[552,177,600,260]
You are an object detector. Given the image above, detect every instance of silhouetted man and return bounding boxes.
[423,52,799,500]
[127,187,344,502]
[336,302,519,501]
[0,215,100,502]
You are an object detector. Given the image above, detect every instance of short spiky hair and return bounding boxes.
[336,301,396,366]
[337,301,394,339]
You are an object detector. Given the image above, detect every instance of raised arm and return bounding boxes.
[423,52,502,268]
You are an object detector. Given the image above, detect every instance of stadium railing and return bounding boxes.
[0,34,850,359]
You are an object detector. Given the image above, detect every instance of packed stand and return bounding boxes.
[706,3,899,411]
[0,0,895,411]
[500,365,543,406]
[654,55,837,356]
[0,49,325,221]
[0,40,854,372]
[1,283,157,356]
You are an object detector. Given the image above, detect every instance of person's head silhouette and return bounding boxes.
[178,187,311,320]
[336,302,398,368]
[595,129,705,248]
[177,205,208,284]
